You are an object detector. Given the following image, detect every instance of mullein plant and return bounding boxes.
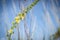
[22,1,30,40]
[50,27,60,40]
[7,0,39,40]
[53,27,60,40]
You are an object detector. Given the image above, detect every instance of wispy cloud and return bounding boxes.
[50,0,59,26]
[31,15,37,39]
[11,0,17,15]
[2,0,11,39]
[42,1,56,35]
[2,0,11,30]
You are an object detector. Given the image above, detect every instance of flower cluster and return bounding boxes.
[8,13,26,35]
[7,0,39,37]
[8,29,13,35]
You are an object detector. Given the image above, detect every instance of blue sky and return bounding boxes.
[0,0,60,40]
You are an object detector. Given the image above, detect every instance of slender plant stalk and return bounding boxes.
[7,0,39,40]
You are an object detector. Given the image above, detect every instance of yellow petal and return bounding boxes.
[15,19,20,23]
[15,16,20,23]
[8,29,13,34]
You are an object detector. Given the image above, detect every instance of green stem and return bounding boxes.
[7,0,39,39]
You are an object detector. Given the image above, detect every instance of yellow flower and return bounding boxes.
[8,29,13,34]
[20,13,26,20]
[15,16,20,23]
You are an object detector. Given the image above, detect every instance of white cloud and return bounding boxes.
[2,0,11,30]
[42,1,56,35]
[12,0,17,14]
[50,0,59,26]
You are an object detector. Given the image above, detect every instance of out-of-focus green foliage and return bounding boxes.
[50,27,60,40]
